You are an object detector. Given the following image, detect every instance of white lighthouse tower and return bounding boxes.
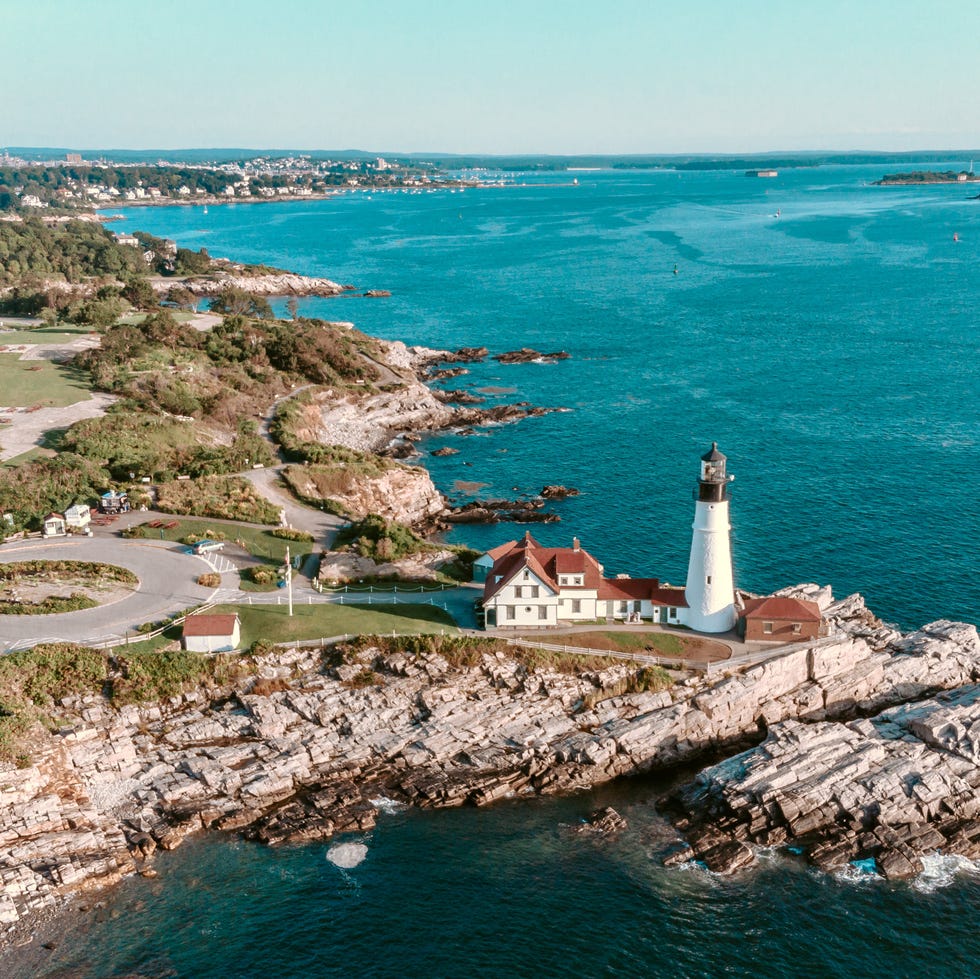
[683,442,736,633]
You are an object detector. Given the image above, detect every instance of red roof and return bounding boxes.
[597,578,689,607]
[739,596,821,622]
[484,540,517,561]
[554,551,587,574]
[482,534,688,606]
[182,613,240,637]
[483,534,603,601]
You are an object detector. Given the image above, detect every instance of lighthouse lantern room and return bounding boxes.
[684,442,737,633]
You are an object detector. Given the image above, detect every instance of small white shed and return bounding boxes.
[182,613,241,653]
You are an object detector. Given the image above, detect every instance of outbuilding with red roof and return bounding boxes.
[737,596,822,642]
[182,613,241,653]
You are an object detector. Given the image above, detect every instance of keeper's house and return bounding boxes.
[737,596,821,642]
[182,613,241,653]
[481,532,687,629]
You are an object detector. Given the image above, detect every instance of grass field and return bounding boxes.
[211,601,458,648]
[0,354,93,408]
[537,630,729,661]
[136,518,316,563]
[0,325,94,344]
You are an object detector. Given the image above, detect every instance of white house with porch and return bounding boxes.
[481,532,688,629]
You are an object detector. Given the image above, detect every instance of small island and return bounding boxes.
[874,170,979,185]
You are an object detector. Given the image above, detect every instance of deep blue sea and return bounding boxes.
[48,165,980,978]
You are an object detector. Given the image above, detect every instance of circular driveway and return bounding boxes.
[0,538,219,652]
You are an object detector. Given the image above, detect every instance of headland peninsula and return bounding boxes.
[1,154,980,966]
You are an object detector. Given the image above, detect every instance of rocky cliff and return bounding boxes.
[282,460,447,526]
[150,271,346,297]
[2,588,978,937]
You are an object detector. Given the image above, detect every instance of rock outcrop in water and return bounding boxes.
[2,588,979,935]
[666,618,980,877]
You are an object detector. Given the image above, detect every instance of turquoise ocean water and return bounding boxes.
[40,166,980,977]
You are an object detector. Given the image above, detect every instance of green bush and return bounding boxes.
[269,527,315,542]
[157,475,281,525]
[334,514,435,561]
[245,566,278,586]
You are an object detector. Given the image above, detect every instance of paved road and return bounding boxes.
[0,538,218,651]
[239,466,344,549]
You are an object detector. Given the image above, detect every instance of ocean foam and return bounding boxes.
[327,842,368,869]
[370,796,407,814]
[912,853,980,893]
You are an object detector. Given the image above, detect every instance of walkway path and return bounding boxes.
[0,538,217,652]
[238,466,344,550]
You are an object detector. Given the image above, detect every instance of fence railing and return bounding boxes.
[505,632,845,675]
[314,581,457,594]
[86,602,218,649]
[702,632,843,674]
[503,637,717,672]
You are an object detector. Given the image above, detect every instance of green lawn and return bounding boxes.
[211,601,459,648]
[535,630,686,656]
[137,517,316,563]
[0,325,94,344]
[117,311,195,325]
[0,354,94,407]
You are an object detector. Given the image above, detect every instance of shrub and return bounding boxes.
[269,527,314,542]
[251,676,291,696]
[245,566,278,586]
[157,475,281,525]
[197,572,221,588]
[334,514,435,561]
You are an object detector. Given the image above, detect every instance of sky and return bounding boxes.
[5,0,978,154]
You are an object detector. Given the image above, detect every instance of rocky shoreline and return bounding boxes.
[2,586,979,945]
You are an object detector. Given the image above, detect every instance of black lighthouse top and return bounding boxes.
[697,442,731,502]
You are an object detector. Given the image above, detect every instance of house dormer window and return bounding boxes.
[560,576,568,585]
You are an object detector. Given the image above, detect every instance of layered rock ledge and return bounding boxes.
[2,589,978,937]
[666,618,980,878]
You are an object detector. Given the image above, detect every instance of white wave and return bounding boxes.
[912,853,980,893]
[833,859,879,885]
[327,842,368,869]
[369,796,406,814]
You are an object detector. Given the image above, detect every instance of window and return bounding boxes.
[514,586,523,598]
[619,602,628,614]
[529,586,539,598]
[763,621,773,634]
[560,576,568,585]
[572,599,581,613]
[792,623,802,635]
[505,606,515,620]
[668,607,677,618]
[574,576,583,585]
[523,571,530,580]
[538,606,548,620]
